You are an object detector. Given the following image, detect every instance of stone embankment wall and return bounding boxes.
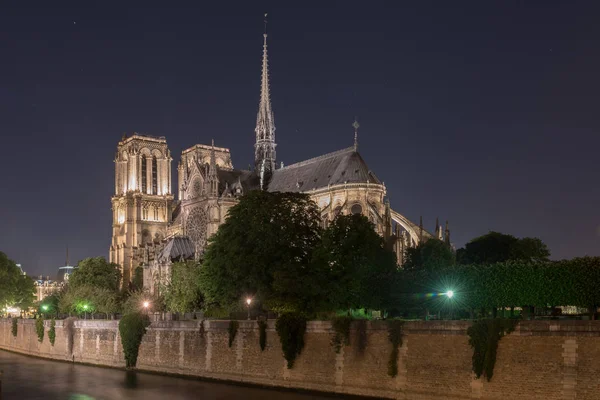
[1,318,600,399]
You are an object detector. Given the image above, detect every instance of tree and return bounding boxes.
[313,214,398,311]
[164,261,203,313]
[199,191,323,313]
[403,239,455,271]
[132,267,144,291]
[69,257,121,292]
[0,251,35,311]
[457,232,549,265]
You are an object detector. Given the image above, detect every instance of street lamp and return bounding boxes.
[83,304,88,320]
[143,301,150,314]
[246,298,252,320]
[42,305,48,313]
[446,290,454,299]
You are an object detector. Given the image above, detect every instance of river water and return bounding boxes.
[0,350,340,400]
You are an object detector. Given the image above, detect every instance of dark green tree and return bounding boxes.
[199,191,323,313]
[457,232,549,265]
[0,251,35,311]
[69,257,122,292]
[164,261,203,313]
[313,214,398,311]
[403,239,455,271]
[132,267,144,291]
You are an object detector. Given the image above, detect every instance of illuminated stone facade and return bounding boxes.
[110,28,448,289]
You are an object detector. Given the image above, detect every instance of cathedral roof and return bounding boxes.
[217,169,260,195]
[267,147,381,193]
[157,236,195,263]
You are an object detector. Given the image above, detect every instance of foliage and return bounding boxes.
[228,320,239,348]
[387,319,404,377]
[331,316,352,353]
[257,320,267,351]
[200,191,324,313]
[122,290,164,315]
[0,251,35,310]
[59,285,119,316]
[36,317,44,343]
[467,318,519,381]
[69,257,122,292]
[132,267,144,291]
[164,261,203,313]
[456,232,549,265]
[119,312,151,368]
[276,312,307,369]
[403,239,455,271]
[313,214,398,311]
[48,319,56,346]
[355,319,368,353]
[39,292,61,316]
[11,317,18,337]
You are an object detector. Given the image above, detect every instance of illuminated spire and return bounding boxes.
[208,139,218,196]
[254,13,276,188]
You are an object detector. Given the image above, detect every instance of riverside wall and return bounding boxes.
[1,318,600,399]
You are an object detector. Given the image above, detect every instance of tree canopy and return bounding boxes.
[456,231,549,265]
[69,257,122,292]
[0,251,35,311]
[164,261,203,313]
[200,191,323,313]
[312,214,398,311]
[403,238,455,271]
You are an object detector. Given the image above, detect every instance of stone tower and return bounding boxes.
[110,133,173,285]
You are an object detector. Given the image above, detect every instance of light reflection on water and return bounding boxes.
[0,351,335,400]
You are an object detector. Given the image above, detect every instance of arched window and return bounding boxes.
[152,156,158,194]
[141,157,147,193]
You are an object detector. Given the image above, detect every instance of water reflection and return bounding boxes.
[0,351,336,399]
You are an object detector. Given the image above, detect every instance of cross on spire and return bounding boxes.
[352,117,360,151]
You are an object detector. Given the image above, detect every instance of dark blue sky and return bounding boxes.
[1,1,599,276]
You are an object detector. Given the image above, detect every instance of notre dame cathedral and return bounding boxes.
[109,28,450,291]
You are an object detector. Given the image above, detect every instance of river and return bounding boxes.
[0,350,343,400]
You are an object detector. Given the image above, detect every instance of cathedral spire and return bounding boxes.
[65,244,69,266]
[208,139,218,196]
[255,13,276,189]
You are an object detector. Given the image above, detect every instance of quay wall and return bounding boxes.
[1,318,600,399]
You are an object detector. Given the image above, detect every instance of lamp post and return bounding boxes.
[246,298,252,320]
[42,304,48,315]
[143,301,150,315]
[83,304,88,320]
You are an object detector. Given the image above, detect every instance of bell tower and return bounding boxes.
[109,133,173,285]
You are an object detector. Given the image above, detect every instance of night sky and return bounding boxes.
[2,1,599,276]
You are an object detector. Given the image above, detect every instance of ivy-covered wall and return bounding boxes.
[1,319,600,399]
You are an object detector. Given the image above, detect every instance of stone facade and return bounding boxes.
[3,319,600,399]
[109,27,445,288]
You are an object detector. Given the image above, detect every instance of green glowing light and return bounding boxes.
[42,305,48,311]
[446,290,454,298]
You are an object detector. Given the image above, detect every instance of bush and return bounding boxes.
[36,317,44,343]
[48,319,56,346]
[276,312,307,369]
[11,317,17,337]
[331,316,352,353]
[257,320,267,351]
[387,319,404,377]
[228,320,239,348]
[119,312,151,368]
[467,318,519,381]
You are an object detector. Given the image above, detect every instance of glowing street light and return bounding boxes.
[246,298,252,320]
[143,301,149,309]
[83,304,89,320]
[446,290,454,299]
[42,305,49,312]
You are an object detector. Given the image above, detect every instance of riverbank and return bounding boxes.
[2,318,600,399]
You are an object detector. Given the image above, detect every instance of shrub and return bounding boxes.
[467,318,519,381]
[119,312,151,368]
[48,319,56,346]
[276,312,307,369]
[331,316,352,353]
[387,319,404,377]
[11,317,17,337]
[257,320,267,351]
[36,317,44,343]
[228,320,239,348]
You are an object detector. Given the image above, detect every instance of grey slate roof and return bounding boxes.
[267,147,381,193]
[158,236,195,263]
[217,169,260,196]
